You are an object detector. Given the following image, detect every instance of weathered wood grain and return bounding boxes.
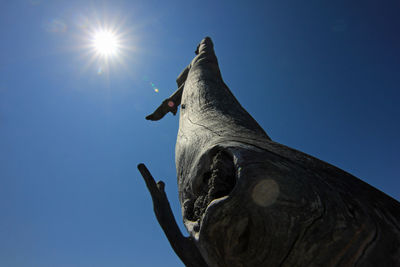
[141,37,400,267]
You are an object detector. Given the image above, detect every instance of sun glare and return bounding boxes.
[92,30,119,57]
[77,13,136,75]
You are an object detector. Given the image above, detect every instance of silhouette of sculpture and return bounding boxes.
[138,37,400,267]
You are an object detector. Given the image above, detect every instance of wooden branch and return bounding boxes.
[145,83,184,121]
[145,64,189,121]
[137,163,207,267]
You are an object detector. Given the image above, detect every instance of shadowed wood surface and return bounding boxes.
[137,164,207,267]
[140,37,400,267]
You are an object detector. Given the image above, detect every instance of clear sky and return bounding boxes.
[1,0,399,266]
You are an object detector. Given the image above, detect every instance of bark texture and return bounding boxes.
[140,37,400,267]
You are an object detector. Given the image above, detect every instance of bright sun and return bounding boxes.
[92,30,120,57]
[79,14,135,74]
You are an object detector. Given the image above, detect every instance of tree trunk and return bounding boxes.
[140,37,400,267]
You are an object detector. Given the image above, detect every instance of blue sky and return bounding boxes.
[1,0,399,266]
